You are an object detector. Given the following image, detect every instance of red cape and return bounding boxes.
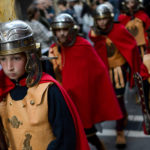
[118,10,150,30]
[51,36,122,128]
[0,71,90,150]
[118,10,150,49]
[89,23,141,87]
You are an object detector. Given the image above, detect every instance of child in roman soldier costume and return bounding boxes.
[0,20,90,150]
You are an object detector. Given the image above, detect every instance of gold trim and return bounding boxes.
[0,45,36,55]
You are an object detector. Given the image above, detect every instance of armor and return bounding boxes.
[0,82,56,150]
[0,20,42,87]
[50,13,79,47]
[93,4,114,35]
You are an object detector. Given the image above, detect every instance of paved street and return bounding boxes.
[90,83,150,150]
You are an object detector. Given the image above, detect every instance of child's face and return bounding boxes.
[0,53,27,81]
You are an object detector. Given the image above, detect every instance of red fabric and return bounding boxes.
[140,63,150,80]
[143,122,150,135]
[118,10,150,48]
[89,23,141,87]
[118,10,150,30]
[51,36,122,129]
[0,71,90,150]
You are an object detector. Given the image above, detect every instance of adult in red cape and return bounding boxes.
[89,4,141,148]
[89,22,141,87]
[49,13,122,150]
[118,0,150,58]
[0,71,90,150]
[118,0,150,137]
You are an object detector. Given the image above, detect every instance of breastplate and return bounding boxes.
[0,82,55,150]
[106,38,126,68]
[126,17,146,46]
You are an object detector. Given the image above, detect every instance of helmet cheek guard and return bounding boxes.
[0,20,42,87]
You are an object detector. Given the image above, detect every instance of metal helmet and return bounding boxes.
[122,0,144,14]
[50,13,79,47]
[0,20,42,87]
[95,4,114,19]
[93,4,114,35]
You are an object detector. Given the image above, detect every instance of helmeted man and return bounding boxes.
[118,0,150,59]
[0,20,90,150]
[89,4,141,148]
[118,0,150,137]
[49,13,123,150]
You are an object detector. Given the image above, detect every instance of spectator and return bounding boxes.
[26,3,53,51]
[57,0,77,21]
[33,0,51,29]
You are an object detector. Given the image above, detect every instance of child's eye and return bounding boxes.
[13,57,21,60]
[0,57,6,61]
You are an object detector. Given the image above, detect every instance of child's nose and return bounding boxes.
[7,60,14,71]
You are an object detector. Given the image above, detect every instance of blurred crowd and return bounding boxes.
[20,0,150,52]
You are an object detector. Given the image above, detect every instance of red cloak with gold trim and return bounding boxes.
[89,23,141,87]
[50,36,122,129]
